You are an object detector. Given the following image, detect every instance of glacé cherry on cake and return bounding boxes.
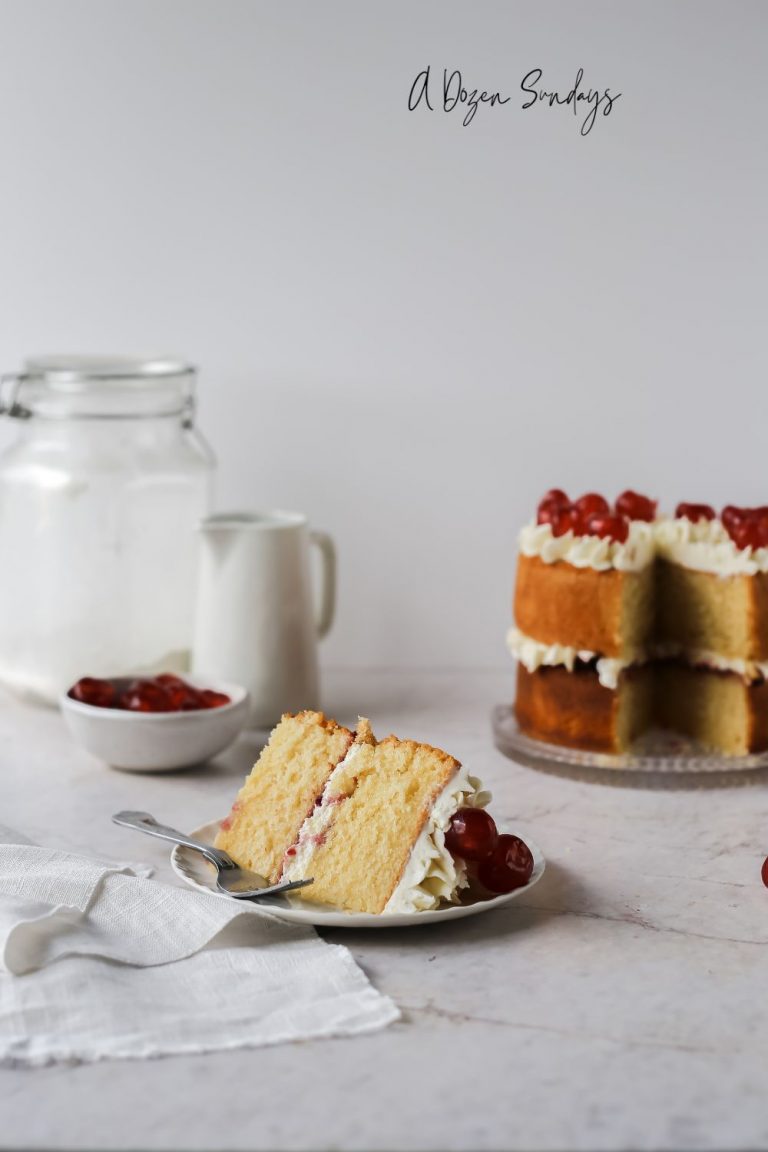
[510,490,768,756]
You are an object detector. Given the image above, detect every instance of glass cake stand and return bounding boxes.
[491,704,768,775]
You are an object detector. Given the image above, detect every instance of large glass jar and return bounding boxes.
[0,356,215,703]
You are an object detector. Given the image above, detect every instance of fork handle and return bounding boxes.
[112,810,234,869]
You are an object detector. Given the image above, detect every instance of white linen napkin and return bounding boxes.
[0,829,399,1066]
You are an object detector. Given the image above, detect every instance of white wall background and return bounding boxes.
[1,0,766,669]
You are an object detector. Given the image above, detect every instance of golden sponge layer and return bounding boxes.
[514,554,653,658]
[214,710,354,882]
[656,562,768,660]
[295,735,459,914]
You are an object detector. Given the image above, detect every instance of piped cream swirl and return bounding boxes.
[654,517,768,577]
[384,765,491,914]
[518,521,655,572]
[506,626,631,690]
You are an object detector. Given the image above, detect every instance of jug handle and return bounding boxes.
[310,531,336,639]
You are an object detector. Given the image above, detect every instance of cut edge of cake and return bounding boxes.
[511,502,768,755]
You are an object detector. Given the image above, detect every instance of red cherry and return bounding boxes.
[574,492,610,518]
[536,491,569,521]
[722,505,747,534]
[585,513,629,543]
[540,488,569,509]
[615,490,657,522]
[153,674,204,710]
[69,677,116,709]
[168,684,197,709]
[477,834,534,894]
[675,502,716,522]
[730,519,760,551]
[536,490,570,524]
[551,505,584,537]
[753,513,768,548]
[120,679,174,713]
[537,503,583,536]
[762,857,768,888]
[444,808,498,861]
[197,689,231,709]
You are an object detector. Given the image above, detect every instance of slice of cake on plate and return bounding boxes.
[216,711,533,914]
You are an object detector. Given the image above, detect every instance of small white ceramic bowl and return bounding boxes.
[59,675,250,772]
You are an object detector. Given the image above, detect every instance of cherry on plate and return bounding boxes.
[445,808,498,861]
[477,834,534,894]
[615,490,657,522]
[762,857,768,888]
[69,677,116,709]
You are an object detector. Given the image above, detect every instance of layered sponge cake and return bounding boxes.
[509,492,768,756]
[216,711,533,914]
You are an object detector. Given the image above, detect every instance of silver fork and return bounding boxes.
[112,811,313,900]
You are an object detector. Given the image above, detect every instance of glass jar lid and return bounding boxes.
[1,355,197,420]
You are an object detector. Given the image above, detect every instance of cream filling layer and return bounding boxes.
[383,765,492,914]
[518,520,655,572]
[280,742,364,886]
[654,517,768,577]
[507,627,768,687]
[506,626,631,691]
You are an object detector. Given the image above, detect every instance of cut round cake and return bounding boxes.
[215,712,528,914]
[509,492,768,756]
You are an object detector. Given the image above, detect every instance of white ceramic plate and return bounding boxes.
[171,819,546,928]
[492,704,768,775]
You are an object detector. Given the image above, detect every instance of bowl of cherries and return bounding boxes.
[60,673,250,772]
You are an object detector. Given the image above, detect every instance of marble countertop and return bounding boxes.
[3,668,768,1152]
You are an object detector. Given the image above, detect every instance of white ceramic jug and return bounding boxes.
[192,511,335,727]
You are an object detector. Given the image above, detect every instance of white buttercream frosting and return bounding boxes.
[506,626,632,691]
[518,520,655,572]
[383,765,491,914]
[519,515,768,577]
[654,517,768,577]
